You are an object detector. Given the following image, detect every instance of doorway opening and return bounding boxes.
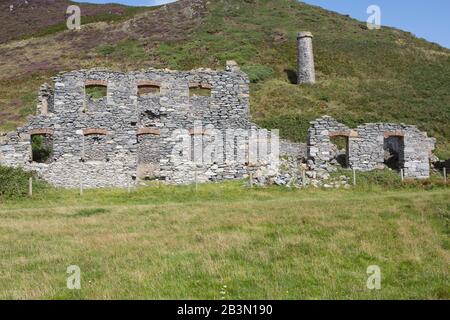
[384,135,405,170]
[329,135,349,168]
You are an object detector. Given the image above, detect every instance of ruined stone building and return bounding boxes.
[0,33,439,188]
[0,61,279,188]
[308,116,435,179]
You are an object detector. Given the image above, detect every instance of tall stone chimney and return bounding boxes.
[297,31,316,85]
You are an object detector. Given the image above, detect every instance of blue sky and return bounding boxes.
[75,0,450,48]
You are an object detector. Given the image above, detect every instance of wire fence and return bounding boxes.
[1,166,449,200]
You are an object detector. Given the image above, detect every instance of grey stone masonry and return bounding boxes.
[307,116,436,179]
[280,139,307,159]
[0,62,280,188]
[297,31,316,85]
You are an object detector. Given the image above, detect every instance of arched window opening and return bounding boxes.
[85,85,107,100]
[85,80,108,101]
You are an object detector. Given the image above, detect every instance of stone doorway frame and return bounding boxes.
[383,131,406,171]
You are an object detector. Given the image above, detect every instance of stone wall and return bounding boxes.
[280,139,307,159]
[0,62,280,188]
[307,116,436,179]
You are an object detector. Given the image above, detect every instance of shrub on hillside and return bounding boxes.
[241,65,274,83]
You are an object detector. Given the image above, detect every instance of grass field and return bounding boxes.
[0,182,448,299]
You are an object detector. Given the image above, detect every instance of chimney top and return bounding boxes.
[297,31,313,39]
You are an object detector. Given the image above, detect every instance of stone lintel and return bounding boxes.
[136,128,160,136]
[85,79,108,87]
[137,80,161,87]
[384,131,405,138]
[29,128,54,135]
[189,82,212,89]
[329,130,358,138]
[83,128,108,136]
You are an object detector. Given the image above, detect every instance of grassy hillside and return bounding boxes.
[0,0,449,157]
[0,182,448,299]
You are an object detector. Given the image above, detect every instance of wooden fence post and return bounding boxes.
[249,172,253,188]
[79,178,83,196]
[194,168,198,192]
[400,169,404,182]
[352,168,356,186]
[444,167,447,183]
[28,177,33,198]
[302,169,306,187]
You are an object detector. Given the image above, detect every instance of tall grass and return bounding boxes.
[0,184,448,299]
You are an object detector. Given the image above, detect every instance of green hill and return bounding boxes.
[0,0,449,157]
